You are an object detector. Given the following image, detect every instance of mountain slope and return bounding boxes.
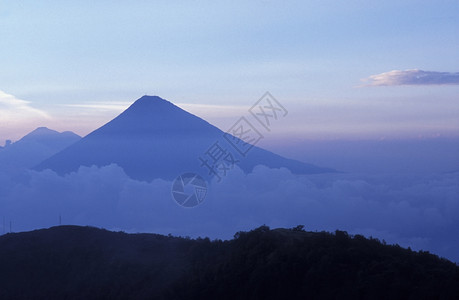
[0,127,81,172]
[0,225,457,300]
[35,96,334,181]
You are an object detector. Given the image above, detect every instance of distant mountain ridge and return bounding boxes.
[35,96,334,181]
[0,127,81,172]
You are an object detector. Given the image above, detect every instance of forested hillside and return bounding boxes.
[0,225,457,299]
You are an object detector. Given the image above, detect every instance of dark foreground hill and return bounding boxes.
[0,226,458,300]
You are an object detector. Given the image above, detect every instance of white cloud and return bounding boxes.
[0,90,50,144]
[361,69,459,86]
[0,164,458,262]
[0,90,49,120]
[63,102,132,111]
[176,103,250,118]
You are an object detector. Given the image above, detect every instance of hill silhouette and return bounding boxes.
[0,127,80,173]
[0,225,457,299]
[35,96,334,181]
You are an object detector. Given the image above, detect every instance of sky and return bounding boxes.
[0,0,458,144]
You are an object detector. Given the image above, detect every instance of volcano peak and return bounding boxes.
[35,95,334,180]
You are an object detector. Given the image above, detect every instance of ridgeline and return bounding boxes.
[0,225,458,299]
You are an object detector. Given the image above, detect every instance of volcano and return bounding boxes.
[35,96,334,181]
[0,127,80,172]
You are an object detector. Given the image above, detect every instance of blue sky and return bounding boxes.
[0,0,458,142]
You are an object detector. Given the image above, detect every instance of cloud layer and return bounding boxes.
[362,69,459,86]
[0,164,457,262]
[0,91,50,144]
